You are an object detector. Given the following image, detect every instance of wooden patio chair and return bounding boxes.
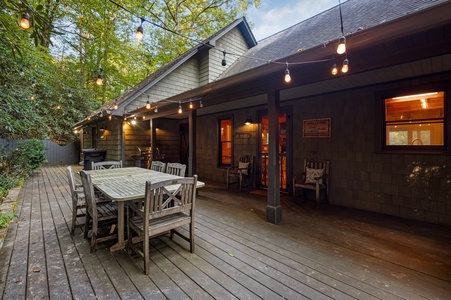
[227,155,254,191]
[293,158,330,208]
[150,160,166,172]
[127,175,198,274]
[67,166,86,235]
[79,170,118,252]
[91,160,122,170]
[166,162,186,176]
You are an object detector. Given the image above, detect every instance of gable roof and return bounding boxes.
[221,0,447,77]
[99,17,255,116]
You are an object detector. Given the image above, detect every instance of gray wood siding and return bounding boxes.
[126,58,200,112]
[124,120,151,167]
[154,119,181,163]
[209,27,251,83]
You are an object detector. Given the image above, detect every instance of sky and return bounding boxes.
[246,0,338,41]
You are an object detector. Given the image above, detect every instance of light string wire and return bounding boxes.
[107,0,335,67]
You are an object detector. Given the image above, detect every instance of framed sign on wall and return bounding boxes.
[303,118,331,138]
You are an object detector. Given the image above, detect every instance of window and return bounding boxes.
[384,91,445,148]
[218,117,233,167]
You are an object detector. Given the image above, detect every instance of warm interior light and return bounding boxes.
[337,36,346,54]
[341,59,349,73]
[420,98,428,109]
[331,64,338,75]
[20,12,30,30]
[392,92,438,100]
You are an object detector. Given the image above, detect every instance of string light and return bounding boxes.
[337,0,347,55]
[109,114,112,120]
[20,8,31,30]
[113,100,118,110]
[341,58,349,73]
[200,100,203,108]
[331,64,338,75]
[56,104,61,110]
[96,67,103,85]
[154,104,158,113]
[146,95,151,109]
[189,101,193,109]
[136,18,144,41]
[284,62,291,83]
[178,101,182,114]
[221,51,227,66]
[30,95,35,100]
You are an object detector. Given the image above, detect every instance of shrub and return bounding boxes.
[0,139,46,200]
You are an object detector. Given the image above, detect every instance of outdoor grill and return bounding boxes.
[131,146,151,168]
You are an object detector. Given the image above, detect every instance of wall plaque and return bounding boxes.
[303,118,331,138]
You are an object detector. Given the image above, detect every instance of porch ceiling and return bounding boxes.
[148,2,451,119]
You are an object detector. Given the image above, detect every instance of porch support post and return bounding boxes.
[188,109,197,176]
[266,90,282,224]
[150,118,157,161]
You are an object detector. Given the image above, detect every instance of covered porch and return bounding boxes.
[0,166,450,299]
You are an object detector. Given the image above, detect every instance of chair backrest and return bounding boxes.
[143,175,197,220]
[166,162,186,177]
[150,161,166,172]
[303,159,330,185]
[237,155,253,176]
[91,160,122,170]
[66,166,80,204]
[79,170,98,222]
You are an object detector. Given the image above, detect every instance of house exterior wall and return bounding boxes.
[200,27,251,85]
[123,120,151,167]
[153,118,181,163]
[195,73,451,226]
[126,58,200,112]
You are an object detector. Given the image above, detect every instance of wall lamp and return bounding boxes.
[99,125,107,132]
[244,117,253,126]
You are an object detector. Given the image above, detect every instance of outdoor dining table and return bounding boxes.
[86,167,205,252]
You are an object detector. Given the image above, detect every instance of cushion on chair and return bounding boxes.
[305,167,324,184]
[238,162,249,175]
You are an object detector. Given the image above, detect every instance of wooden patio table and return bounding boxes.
[86,167,205,252]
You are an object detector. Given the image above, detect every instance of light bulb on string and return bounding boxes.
[331,64,338,75]
[136,18,144,41]
[341,58,349,73]
[200,100,203,108]
[189,101,193,109]
[142,115,146,120]
[337,36,346,54]
[113,100,118,110]
[30,95,35,100]
[108,114,112,121]
[146,95,151,109]
[178,101,182,114]
[68,89,72,98]
[20,8,31,30]
[284,62,291,83]
[154,104,158,113]
[96,67,103,85]
[221,51,227,66]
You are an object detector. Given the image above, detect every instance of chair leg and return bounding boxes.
[189,222,195,253]
[71,207,77,235]
[84,214,90,239]
[144,231,150,275]
[315,187,320,208]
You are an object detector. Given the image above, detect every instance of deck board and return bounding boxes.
[0,166,450,299]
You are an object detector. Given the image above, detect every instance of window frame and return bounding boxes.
[218,116,233,168]
[376,85,450,154]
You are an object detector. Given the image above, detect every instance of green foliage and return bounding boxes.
[0,140,46,198]
[0,213,17,229]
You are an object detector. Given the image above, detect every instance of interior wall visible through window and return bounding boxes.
[218,117,233,167]
[385,91,445,148]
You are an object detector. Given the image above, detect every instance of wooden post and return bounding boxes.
[266,90,282,224]
[188,109,197,176]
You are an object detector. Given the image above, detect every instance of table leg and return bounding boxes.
[110,201,126,252]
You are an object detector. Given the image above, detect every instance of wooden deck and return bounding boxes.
[0,166,450,299]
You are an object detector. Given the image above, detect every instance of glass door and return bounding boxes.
[259,113,288,191]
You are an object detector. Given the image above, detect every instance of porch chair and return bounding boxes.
[227,155,254,191]
[166,162,186,176]
[79,170,118,252]
[91,160,122,170]
[293,158,330,208]
[127,175,198,274]
[150,160,166,172]
[67,166,86,235]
